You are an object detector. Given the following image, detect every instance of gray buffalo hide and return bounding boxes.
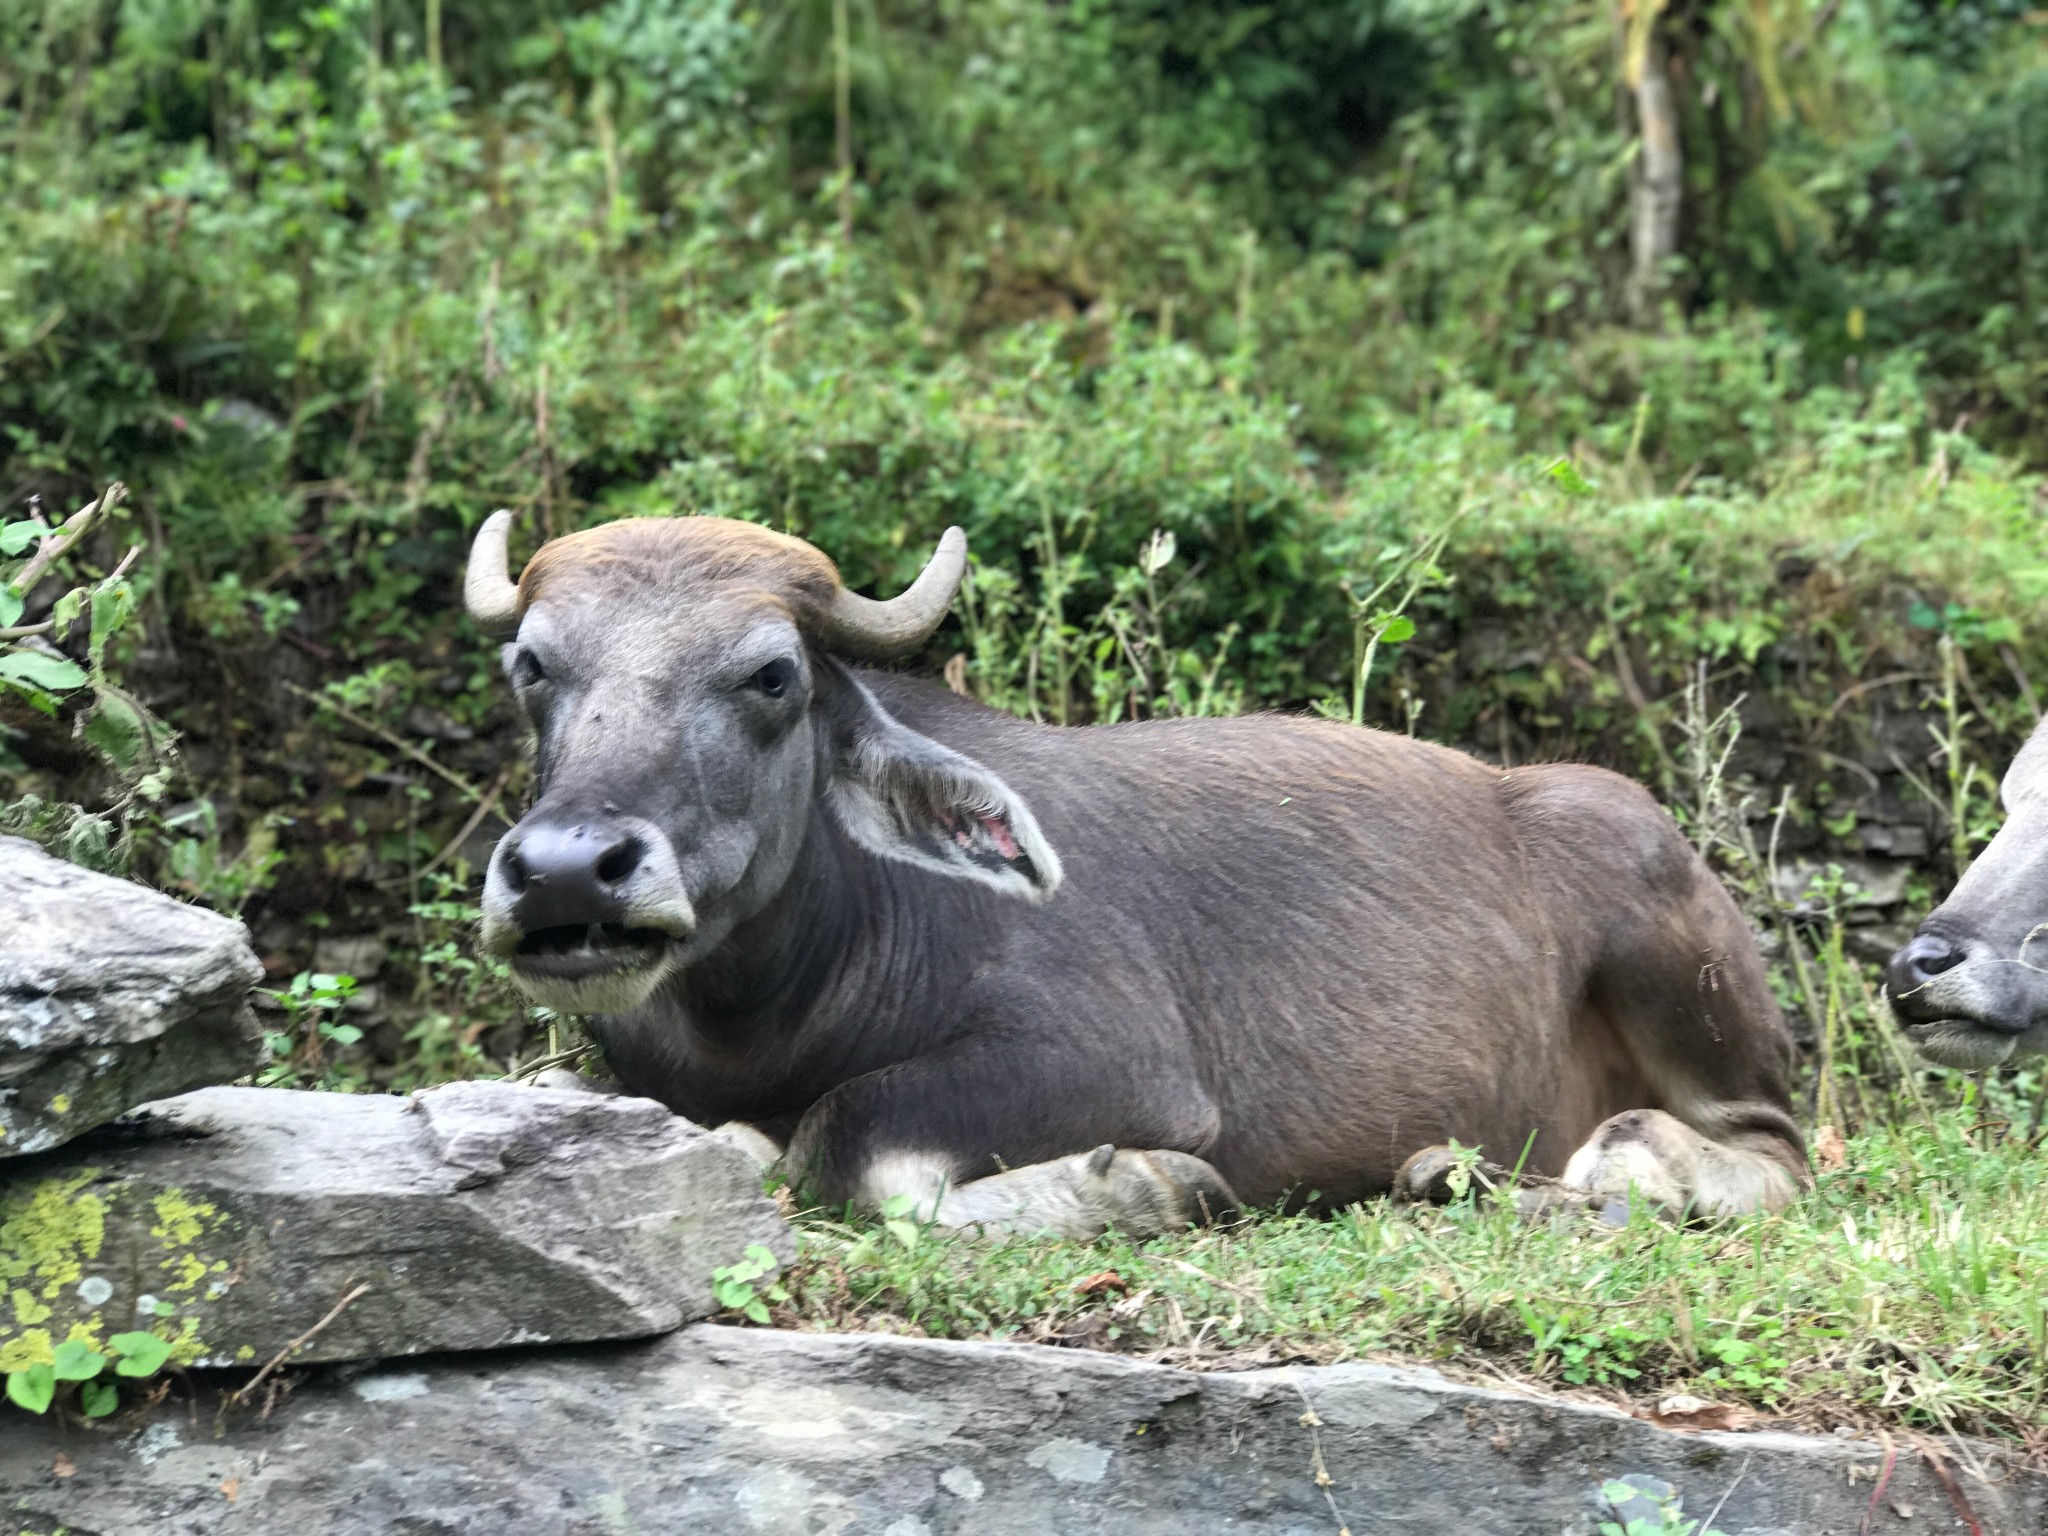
[3,1327,2039,1535]
[0,836,263,1157]
[0,1083,791,1367]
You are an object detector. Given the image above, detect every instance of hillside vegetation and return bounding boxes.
[4,0,2047,1446]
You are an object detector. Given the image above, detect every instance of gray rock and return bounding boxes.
[0,836,263,1157]
[1858,822,1931,860]
[2,1327,2039,1534]
[310,932,388,986]
[0,1083,791,1367]
[1772,854,1911,911]
[1845,917,1917,968]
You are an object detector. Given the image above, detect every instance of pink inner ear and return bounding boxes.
[979,813,1021,860]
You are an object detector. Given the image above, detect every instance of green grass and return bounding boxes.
[769,1105,2048,1446]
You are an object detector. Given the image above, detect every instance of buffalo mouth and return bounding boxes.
[511,922,674,982]
[1892,1011,2027,1070]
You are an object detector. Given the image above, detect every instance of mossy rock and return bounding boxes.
[0,1083,789,1366]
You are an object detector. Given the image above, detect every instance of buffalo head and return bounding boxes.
[465,513,1061,1013]
[1885,721,2048,1068]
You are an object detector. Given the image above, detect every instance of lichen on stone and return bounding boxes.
[0,1176,222,1370]
[0,1169,109,1368]
[145,1187,227,1364]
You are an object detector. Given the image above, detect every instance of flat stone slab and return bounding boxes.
[0,836,263,1157]
[0,1083,790,1371]
[3,1326,2039,1534]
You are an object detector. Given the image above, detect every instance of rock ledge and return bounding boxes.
[4,1326,2040,1534]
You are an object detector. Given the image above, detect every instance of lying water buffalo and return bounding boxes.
[1887,717,2048,1068]
[465,514,1808,1235]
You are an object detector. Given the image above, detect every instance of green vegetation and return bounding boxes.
[4,1332,173,1419]
[4,0,2048,1443]
[782,1105,2048,1443]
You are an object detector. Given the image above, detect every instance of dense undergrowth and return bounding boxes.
[5,0,2048,1446]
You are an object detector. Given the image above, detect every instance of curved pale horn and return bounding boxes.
[817,526,969,660]
[464,509,522,638]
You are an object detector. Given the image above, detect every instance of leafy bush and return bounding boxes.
[2,0,2046,1090]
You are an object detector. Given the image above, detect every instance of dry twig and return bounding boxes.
[226,1282,372,1415]
[1910,1434,1986,1536]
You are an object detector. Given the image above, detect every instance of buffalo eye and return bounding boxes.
[749,658,796,698]
[513,650,546,689]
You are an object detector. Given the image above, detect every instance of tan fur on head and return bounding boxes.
[518,518,842,628]
[506,515,966,659]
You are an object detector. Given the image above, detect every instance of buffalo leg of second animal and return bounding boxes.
[779,1042,1238,1239]
[876,1144,1239,1238]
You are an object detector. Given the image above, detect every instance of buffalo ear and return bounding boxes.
[822,671,1062,902]
[2006,716,2048,810]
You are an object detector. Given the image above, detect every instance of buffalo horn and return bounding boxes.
[464,508,522,638]
[817,526,969,659]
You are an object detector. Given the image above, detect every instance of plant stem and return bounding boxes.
[833,0,854,244]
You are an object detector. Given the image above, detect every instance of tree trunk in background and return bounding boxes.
[1627,14,1683,327]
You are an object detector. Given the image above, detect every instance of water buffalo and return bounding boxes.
[1887,716,2048,1068]
[465,513,1809,1235]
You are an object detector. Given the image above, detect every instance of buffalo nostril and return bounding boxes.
[1910,937,1964,978]
[596,837,645,887]
[1891,933,1965,990]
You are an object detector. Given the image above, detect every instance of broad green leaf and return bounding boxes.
[81,692,147,771]
[109,1330,173,1377]
[50,1338,106,1381]
[48,587,83,635]
[1377,616,1416,645]
[5,1364,55,1413]
[1545,456,1597,497]
[81,1379,119,1418]
[88,579,134,672]
[0,521,40,556]
[0,587,20,629]
[0,651,86,691]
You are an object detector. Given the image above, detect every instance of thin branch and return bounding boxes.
[508,1040,601,1081]
[1702,1455,1750,1534]
[9,483,128,594]
[1787,0,1845,61]
[1859,1433,1896,1535]
[1910,1433,1986,1536]
[226,1282,372,1412]
[284,681,485,804]
[0,543,143,642]
[104,542,143,584]
[376,764,513,888]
